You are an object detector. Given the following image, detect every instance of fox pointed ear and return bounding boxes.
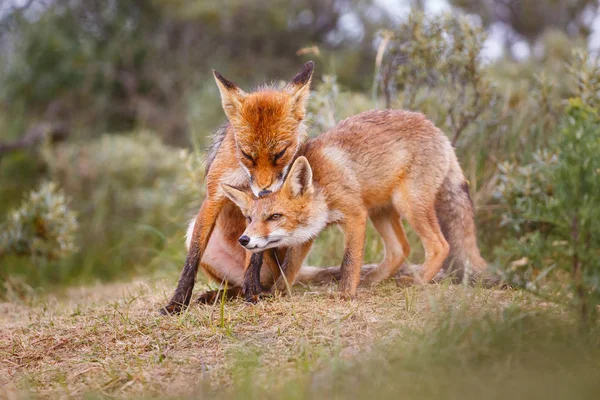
[221,184,252,213]
[285,61,314,121]
[213,70,247,120]
[283,156,313,197]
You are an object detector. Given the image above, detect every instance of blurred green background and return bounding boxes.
[0,0,599,319]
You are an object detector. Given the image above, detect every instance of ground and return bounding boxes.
[1,278,597,399]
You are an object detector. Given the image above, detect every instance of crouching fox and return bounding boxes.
[222,109,489,298]
[161,61,352,314]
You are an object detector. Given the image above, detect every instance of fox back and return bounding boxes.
[223,110,458,252]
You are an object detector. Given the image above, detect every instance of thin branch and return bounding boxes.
[0,121,68,160]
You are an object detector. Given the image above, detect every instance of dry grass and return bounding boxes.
[0,277,526,399]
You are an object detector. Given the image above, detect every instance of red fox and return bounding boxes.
[162,62,343,314]
[222,109,488,298]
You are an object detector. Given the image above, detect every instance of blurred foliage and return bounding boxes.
[377,12,593,213]
[381,12,498,145]
[1,133,202,294]
[495,99,600,324]
[0,181,77,261]
[0,0,389,144]
[42,131,202,267]
[567,49,600,110]
[43,132,201,227]
[449,0,599,53]
[306,74,375,134]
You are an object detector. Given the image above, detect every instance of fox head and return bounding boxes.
[213,62,314,197]
[221,156,327,252]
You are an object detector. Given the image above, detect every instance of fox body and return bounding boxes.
[223,109,488,298]
[161,62,333,314]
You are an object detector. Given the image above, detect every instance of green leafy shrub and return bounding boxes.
[567,50,600,110]
[495,100,600,323]
[0,0,389,142]
[36,132,202,283]
[377,13,592,198]
[44,131,201,227]
[0,181,78,261]
[380,11,498,146]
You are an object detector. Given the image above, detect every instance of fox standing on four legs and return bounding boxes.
[161,62,326,314]
[223,110,488,299]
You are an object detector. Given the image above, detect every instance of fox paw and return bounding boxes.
[335,286,357,300]
[159,301,186,315]
[361,269,387,287]
[243,281,264,303]
[333,292,356,301]
[196,290,221,304]
[244,291,273,304]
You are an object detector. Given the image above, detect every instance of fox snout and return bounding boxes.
[251,181,278,197]
[236,232,281,252]
[251,172,285,197]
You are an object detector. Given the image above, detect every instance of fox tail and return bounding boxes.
[296,264,378,284]
[434,158,492,283]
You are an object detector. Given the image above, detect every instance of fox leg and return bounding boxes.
[393,192,449,284]
[390,214,411,268]
[272,240,314,294]
[242,248,291,301]
[242,252,264,302]
[362,210,410,286]
[196,250,279,305]
[161,196,225,315]
[339,212,368,298]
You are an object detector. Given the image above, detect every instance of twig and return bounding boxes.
[0,121,68,160]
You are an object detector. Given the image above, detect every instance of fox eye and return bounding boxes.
[267,213,282,221]
[246,216,252,223]
[273,147,287,163]
[240,150,255,164]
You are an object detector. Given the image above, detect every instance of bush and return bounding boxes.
[380,11,497,146]
[44,131,201,227]
[20,132,203,285]
[495,100,600,324]
[0,181,78,261]
[306,74,376,135]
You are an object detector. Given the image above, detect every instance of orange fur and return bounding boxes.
[224,110,488,299]
[161,62,315,314]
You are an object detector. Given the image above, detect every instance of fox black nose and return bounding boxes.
[258,190,271,198]
[238,235,250,246]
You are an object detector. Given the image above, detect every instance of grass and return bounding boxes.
[2,274,598,399]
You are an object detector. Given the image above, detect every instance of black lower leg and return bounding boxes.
[243,252,264,303]
[160,244,201,315]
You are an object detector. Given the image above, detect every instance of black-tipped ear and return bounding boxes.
[213,70,247,120]
[285,62,314,121]
[213,70,238,90]
[288,61,314,88]
[221,184,252,213]
[283,156,313,197]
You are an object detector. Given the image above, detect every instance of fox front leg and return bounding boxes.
[242,251,264,303]
[160,196,224,315]
[242,249,286,302]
